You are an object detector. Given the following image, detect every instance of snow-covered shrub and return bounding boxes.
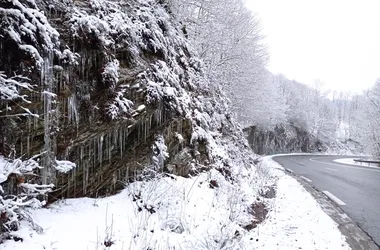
[100,59,136,119]
[106,90,134,119]
[0,156,54,240]
[101,59,119,90]
[143,135,169,178]
[152,135,169,170]
[60,49,80,66]
[0,153,76,241]
[0,0,60,66]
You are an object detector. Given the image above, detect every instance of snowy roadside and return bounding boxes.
[334,158,362,166]
[3,156,350,250]
[334,158,380,168]
[255,157,350,250]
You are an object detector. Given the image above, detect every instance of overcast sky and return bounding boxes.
[246,0,380,93]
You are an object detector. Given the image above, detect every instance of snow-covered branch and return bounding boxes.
[0,72,33,103]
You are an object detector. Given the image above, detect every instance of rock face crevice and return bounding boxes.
[0,0,229,201]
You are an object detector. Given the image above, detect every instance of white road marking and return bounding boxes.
[325,168,338,172]
[309,158,380,173]
[286,168,294,173]
[322,191,346,206]
[300,176,312,182]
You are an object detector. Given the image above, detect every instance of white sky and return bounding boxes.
[246,0,380,93]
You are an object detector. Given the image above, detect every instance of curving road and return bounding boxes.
[273,155,380,247]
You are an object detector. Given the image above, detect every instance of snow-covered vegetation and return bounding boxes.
[346,81,380,157]
[173,0,380,156]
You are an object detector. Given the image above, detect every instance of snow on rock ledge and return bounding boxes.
[55,160,76,173]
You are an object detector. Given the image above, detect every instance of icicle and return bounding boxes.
[119,128,123,158]
[155,109,159,126]
[107,134,110,163]
[85,162,89,194]
[144,118,147,142]
[154,109,158,126]
[124,127,128,150]
[72,165,76,195]
[83,163,86,195]
[113,128,118,146]
[27,116,31,132]
[68,95,79,126]
[110,133,113,162]
[41,51,55,185]
[83,160,88,195]
[80,146,84,161]
[99,134,103,167]
[26,135,30,157]
[107,134,110,162]
[117,169,121,183]
[34,113,38,130]
[138,122,141,145]
[81,52,85,80]
[140,121,143,142]
[93,138,97,169]
[67,172,71,196]
[150,114,153,128]
[158,107,162,125]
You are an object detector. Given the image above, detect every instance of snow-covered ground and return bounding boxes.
[253,157,350,250]
[3,157,350,250]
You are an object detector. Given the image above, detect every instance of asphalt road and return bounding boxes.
[273,155,380,246]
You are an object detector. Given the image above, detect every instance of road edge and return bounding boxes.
[289,172,380,250]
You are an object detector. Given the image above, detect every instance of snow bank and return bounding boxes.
[334,158,362,166]
[4,170,257,249]
[333,158,380,169]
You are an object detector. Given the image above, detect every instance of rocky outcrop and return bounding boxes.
[0,0,237,202]
[244,125,326,155]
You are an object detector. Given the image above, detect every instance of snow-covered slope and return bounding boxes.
[0,0,257,242]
